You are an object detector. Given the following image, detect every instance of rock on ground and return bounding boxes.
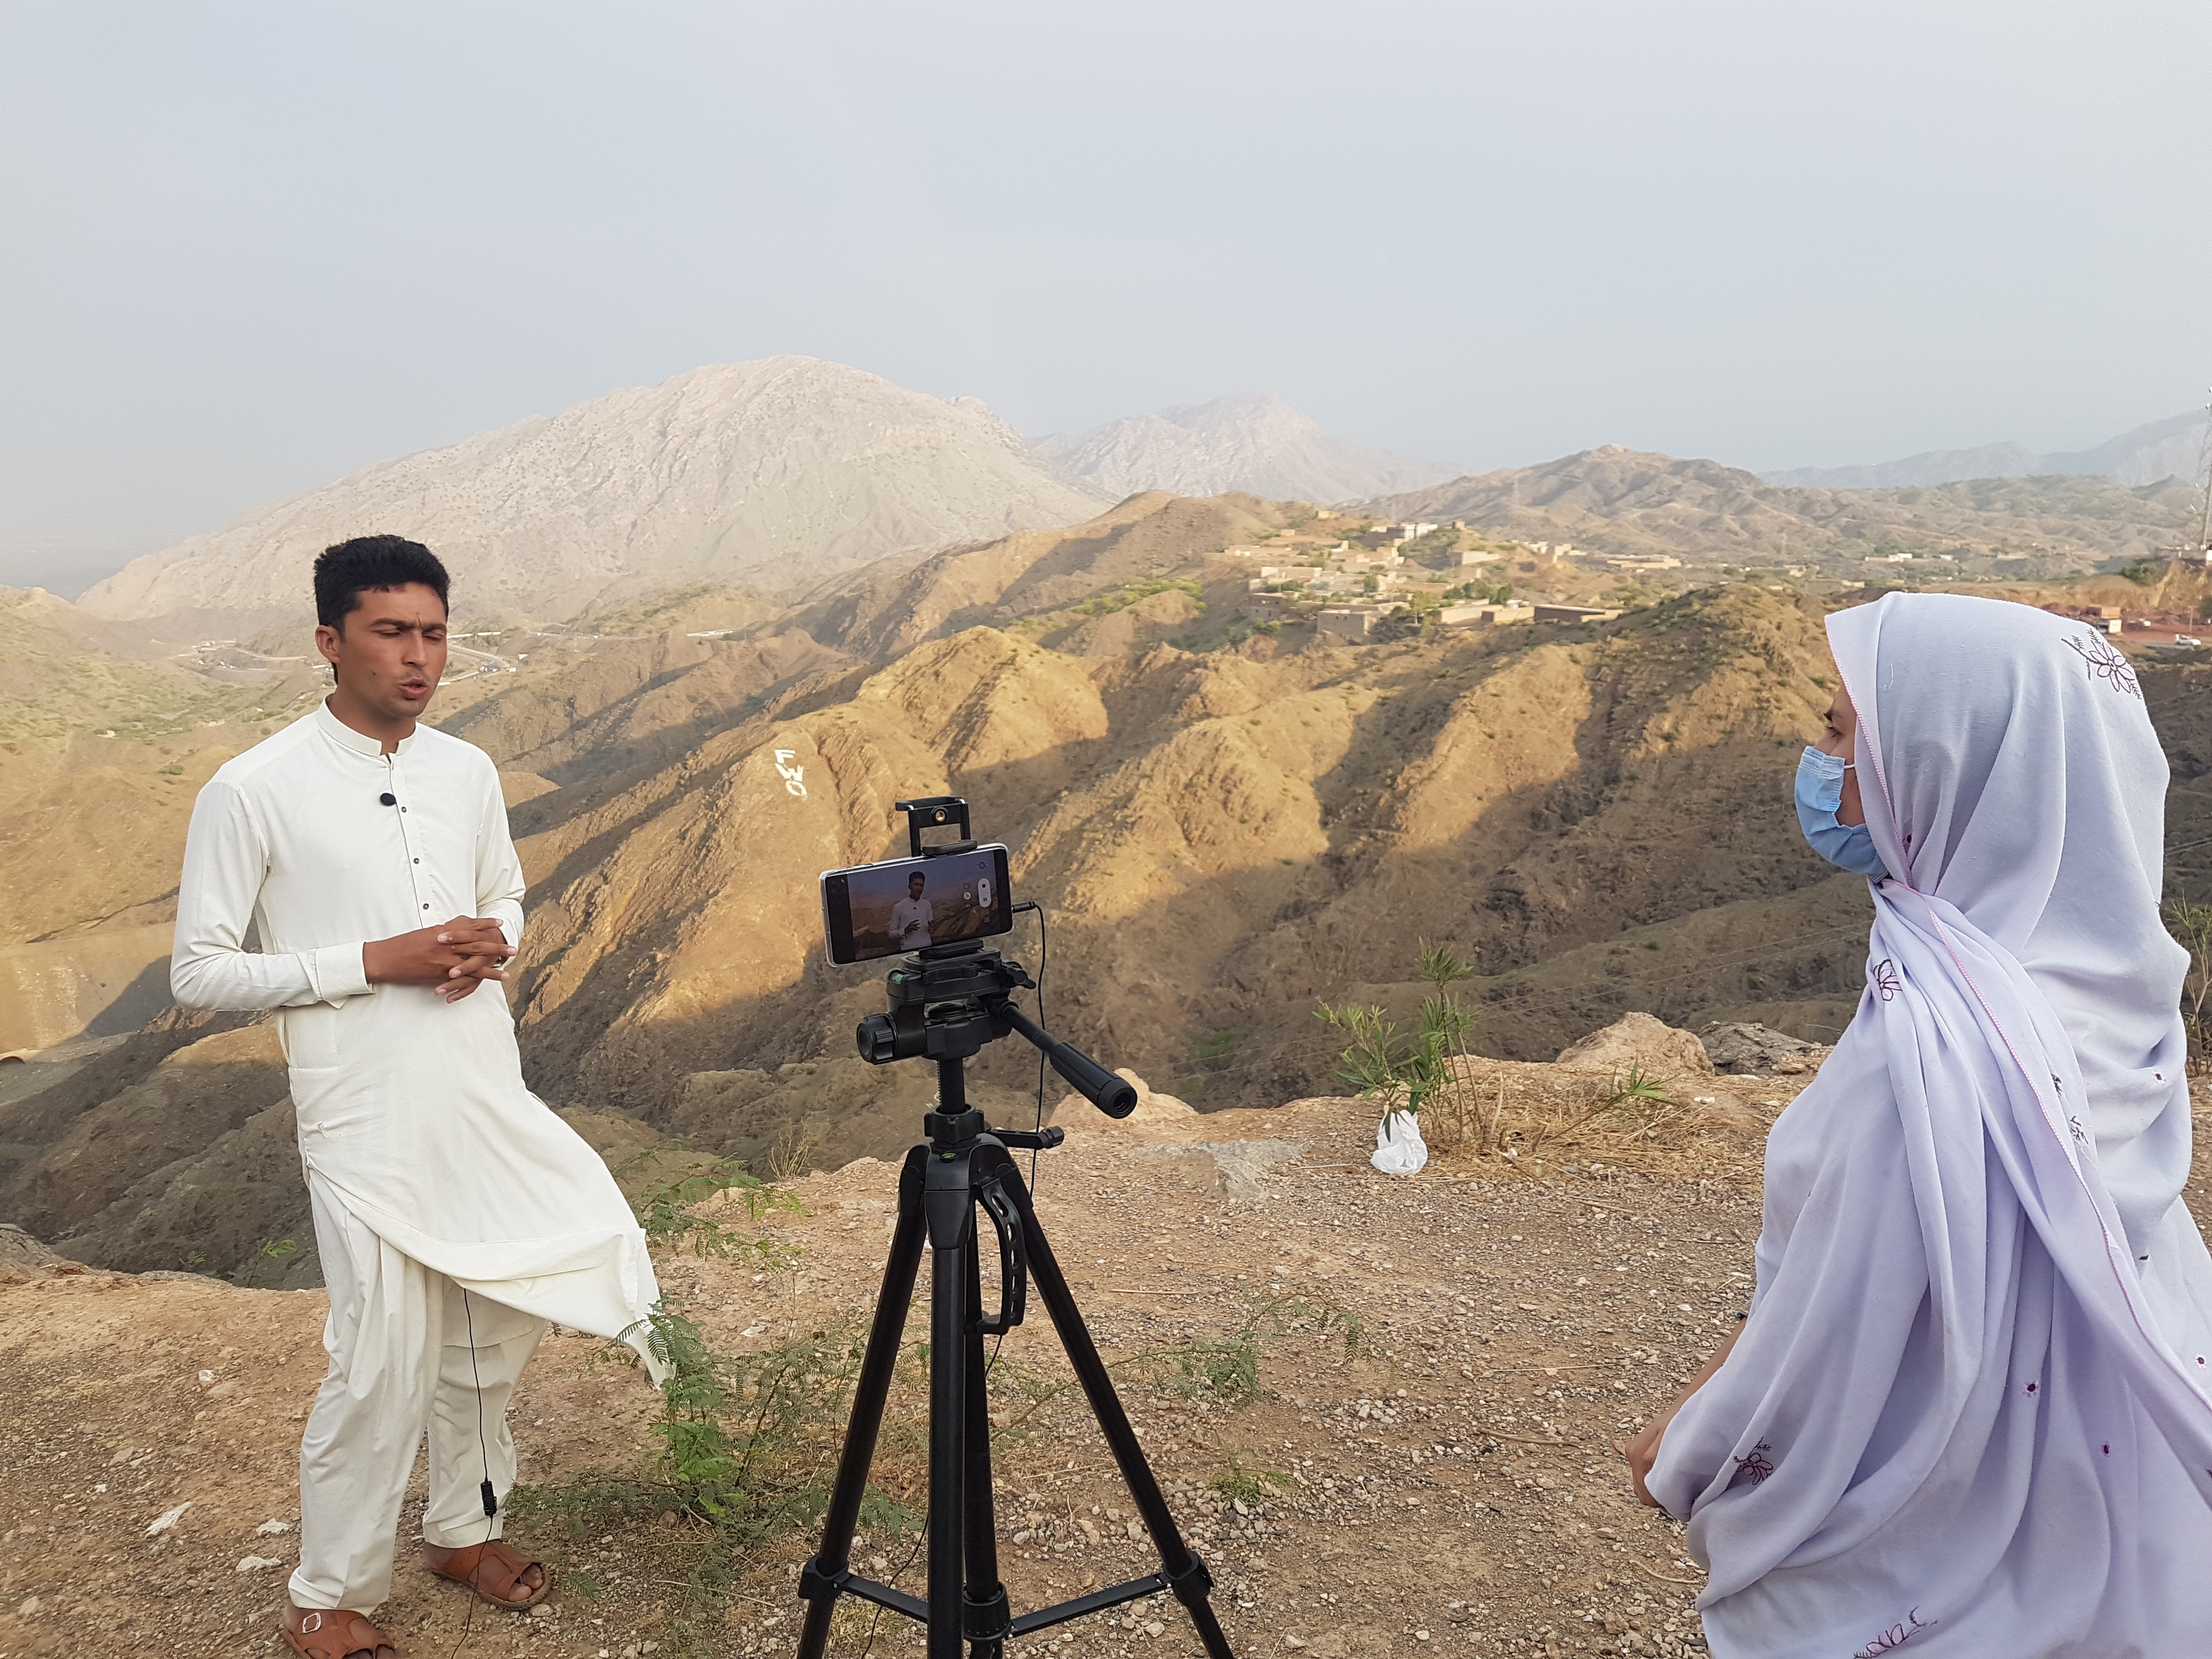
[1697,1021,1826,1077]
[1554,1013,1714,1083]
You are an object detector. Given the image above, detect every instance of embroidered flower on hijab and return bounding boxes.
[1853,1610,1937,1656]
[1729,1441,1776,1486]
[1870,959,1901,1001]
[2062,630,2142,698]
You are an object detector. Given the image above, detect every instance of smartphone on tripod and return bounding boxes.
[821,843,1012,965]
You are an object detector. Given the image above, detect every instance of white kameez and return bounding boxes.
[172,702,663,1367]
[1648,595,2212,1658]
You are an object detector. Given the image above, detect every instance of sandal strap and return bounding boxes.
[435,1538,544,1605]
[285,1608,393,1659]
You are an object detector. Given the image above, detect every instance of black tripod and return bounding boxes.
[794,935,1235,1659]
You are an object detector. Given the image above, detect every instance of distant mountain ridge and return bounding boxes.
[1358,444,2193,568]
[1762,409,2209,490]
[77,358,1109,626]
[1034,391,1458,503]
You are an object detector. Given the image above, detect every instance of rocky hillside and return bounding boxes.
[1361,447,2195,573]
[492,580,1870,1128]
[1036,393,1458,503]
[77,358,1110,628]
[8,483,2211,1286]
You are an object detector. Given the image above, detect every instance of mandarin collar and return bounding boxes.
[314,699,421,759]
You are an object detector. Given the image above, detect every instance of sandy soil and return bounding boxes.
[2,1070,2206,1659]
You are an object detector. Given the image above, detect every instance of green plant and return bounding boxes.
[1210,1453,1294,1505]
[1198,1030,1245,1070]
[1601,1064,1674,1112]
[623,1152,799,1261]
[991,1293,1362,1434]
[1316,989,1477,1120]
[512,1307,918,1655]
[1417,939,1471,987]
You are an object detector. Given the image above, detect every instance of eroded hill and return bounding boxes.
[4,487,2209,1284]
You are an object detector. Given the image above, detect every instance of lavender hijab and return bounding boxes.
[1647,594,2212,1658]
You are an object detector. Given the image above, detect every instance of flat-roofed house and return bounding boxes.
[1532,603,1622,624]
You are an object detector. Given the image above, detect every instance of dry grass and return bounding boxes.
[1418,1054,1768,1182]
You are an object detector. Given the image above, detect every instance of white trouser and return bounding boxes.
[290,1176,546,1612]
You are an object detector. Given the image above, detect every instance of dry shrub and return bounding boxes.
[1424,1055,1759,1181]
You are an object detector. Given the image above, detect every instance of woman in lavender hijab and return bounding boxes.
[1622,592,2212,1657]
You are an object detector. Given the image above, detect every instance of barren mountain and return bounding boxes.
[8,474,2211,1288]
[77,358,1109,628]
[1036,393,1458,503]
[493,583,1877,1129]
[1763,407,2211,490]
[1359,447,2195,570]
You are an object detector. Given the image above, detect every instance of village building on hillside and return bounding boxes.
[1316,604,1407,642]
[1437,601,1533,628]
[1532,602,1622,624]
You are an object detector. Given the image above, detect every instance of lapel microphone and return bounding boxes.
[379,793,397,806]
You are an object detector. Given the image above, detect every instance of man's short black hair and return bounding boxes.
[314,535,450,629]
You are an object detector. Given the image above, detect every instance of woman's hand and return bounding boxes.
[1613,1324,1743,1509]
[1617,1417,1667,1507]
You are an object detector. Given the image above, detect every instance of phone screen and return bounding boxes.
[820,844,1014,965]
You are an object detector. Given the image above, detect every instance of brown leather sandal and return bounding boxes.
[421,1538,549,1610]
[282,1606,398,1659]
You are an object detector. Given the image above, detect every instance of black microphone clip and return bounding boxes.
[379,793,397,806]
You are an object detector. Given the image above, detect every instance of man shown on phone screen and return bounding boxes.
[891,870,933,948]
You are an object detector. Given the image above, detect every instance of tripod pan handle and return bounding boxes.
[1001,1006,1138,1118]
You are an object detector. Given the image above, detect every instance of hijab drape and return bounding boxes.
[1647,593,2212,1658]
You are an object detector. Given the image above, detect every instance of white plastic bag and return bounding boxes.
[1370,1109,1429,1175]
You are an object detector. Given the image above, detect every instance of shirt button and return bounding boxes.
[423,903,431,910]
[414,858,420,864]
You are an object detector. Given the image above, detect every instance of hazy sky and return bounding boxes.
[5,1,2208,592]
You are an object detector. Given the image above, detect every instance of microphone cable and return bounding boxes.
[445,1288,500,1658]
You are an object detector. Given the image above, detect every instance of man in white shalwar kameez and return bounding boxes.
[172,536,662,1659]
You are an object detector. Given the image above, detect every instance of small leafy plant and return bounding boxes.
[1417,939,1472,988]
[1317,991,1476,1120]
[1210,1453,1294,1505]
[1601,1064,1674,1112]
[623,1152,799,1262]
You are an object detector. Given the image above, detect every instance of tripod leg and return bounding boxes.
[927,1154,977,1659]
[797,1146,930,1659]
[990,1153,1237,1659]
[961,1235,1008,1659]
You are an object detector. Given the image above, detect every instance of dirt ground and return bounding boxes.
[2,1065,2207,1659]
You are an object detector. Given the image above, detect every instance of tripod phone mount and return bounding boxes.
[795,799,1231,1659]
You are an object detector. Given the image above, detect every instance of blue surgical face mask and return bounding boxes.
[1795,747,1889,880]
